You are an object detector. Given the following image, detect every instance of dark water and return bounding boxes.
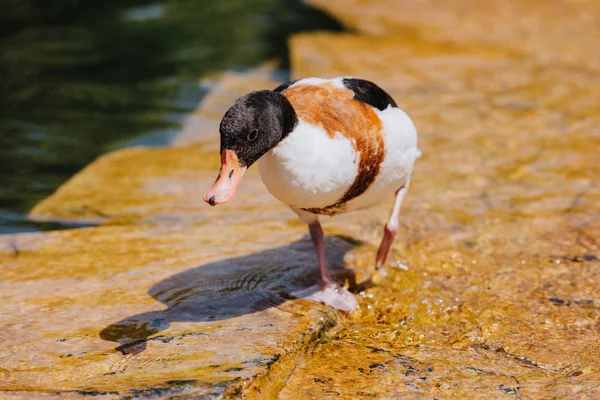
[0,0,341,234]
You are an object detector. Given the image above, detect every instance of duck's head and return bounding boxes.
[204,90,297,206]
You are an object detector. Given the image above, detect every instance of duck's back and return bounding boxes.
[258,77,419,216]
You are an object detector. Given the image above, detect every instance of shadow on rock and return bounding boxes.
[100,235,359,354]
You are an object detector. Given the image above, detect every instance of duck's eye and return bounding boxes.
[248,129,258,141]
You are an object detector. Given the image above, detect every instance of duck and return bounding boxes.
[203,77,420,311]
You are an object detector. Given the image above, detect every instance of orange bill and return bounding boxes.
[204,150,247,206]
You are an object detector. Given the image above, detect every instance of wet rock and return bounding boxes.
[239,2,600,397]
[0,219,357,395]
[29,145,219,224]
[305,0,600,68]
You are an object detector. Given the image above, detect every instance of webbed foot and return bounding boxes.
[293,282,358,312]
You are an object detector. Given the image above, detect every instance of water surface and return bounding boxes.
[0,0,341,233]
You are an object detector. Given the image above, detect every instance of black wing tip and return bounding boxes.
[273,80,298,93]
[342,78,398,111]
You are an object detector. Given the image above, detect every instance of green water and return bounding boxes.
[0,0,341,233]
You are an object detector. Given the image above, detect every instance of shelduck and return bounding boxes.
[204,77,420,311]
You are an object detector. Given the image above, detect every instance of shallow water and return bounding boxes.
[0,0,340,233]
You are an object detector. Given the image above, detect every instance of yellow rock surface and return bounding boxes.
[2,145,357,394]
[246,1,600,396]
[305,0,600,69]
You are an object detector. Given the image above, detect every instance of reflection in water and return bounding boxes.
[0,0,341,233]
[100,236,357,354]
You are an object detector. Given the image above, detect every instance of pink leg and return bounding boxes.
[375,181,410,270]
[308,222,336,286]
[292,221,358,312]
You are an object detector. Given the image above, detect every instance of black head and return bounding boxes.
[219,90,298,167]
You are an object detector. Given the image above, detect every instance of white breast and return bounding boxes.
[257,104,420,215]
[257,119,358,209]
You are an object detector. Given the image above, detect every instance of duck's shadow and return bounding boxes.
[100,235,361,355]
